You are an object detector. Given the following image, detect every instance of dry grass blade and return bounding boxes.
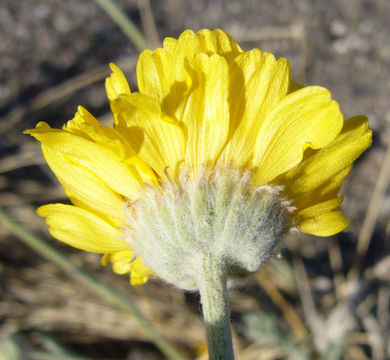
[0,143,43,173]
[240,343,285,360]
[362,316,385,360]
[93,0,148,51]
[347,138,390,284]
[255,272,309,342]
[138,0,161,48]
[1,263,204,347]
[327,238,345,300]
[291,254,320,339]
[347,345,371,360]
[377,287,390,354]
[0,57,137,136]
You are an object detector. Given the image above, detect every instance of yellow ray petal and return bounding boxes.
[64,106,157,186]
[137,48,174,107]
[129,257,153,285]
[105,63,131,102]
[297,197,349,236]
[219,49,290,167]
[65,106,101,131]
[25,122,143,200]
[102,250,135,274]
[114,94,185,178]
[137,29,242,115]
[165,29,242,60]
[38,204,128,253]
[71,123,134,161]
[283,115,372,209]
[42,145,124,220]
[289,81,305,93]
[253,86,343,184]
[41,144,125,222]
[66,193,123,228]
[63,106,136,161]
[289,165,353,211]
[179,53,230,171]
[125,156,159,186]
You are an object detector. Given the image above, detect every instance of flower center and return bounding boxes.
[124,167,294,290]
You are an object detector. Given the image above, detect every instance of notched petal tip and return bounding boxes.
[106,63,131,101]
[65,105,101,130]
[24,121,51,135]
[108,62,120,72]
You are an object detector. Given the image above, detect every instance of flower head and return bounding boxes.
[25,29,371,287]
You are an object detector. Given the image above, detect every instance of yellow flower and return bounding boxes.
[25,29,371,287]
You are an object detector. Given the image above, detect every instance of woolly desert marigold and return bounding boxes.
[25,29,371,287]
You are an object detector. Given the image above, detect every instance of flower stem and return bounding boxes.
[198,254,234,360]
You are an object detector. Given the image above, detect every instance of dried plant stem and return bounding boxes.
[256,272,309,341]
[0,208,186,360]
[93,0,148,51]
[198,254,234,360]
[138,0,160,48]
[348,140,390,284]
[0,57,137,137]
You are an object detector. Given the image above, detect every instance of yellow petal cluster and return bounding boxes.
[25,29,371,285]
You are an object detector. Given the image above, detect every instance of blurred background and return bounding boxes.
[1,0,389,359]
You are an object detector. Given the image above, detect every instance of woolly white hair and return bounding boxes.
[125,167,294,290]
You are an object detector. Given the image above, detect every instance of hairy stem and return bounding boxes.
[198,254,234,360]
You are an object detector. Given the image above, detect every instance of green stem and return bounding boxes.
[198,254,234,360]
[93,0,149,51]
[0,209,186,360]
